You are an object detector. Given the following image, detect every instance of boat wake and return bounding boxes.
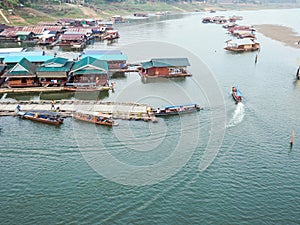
[227,102,245,128]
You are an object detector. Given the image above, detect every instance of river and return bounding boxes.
[1,8,300,224]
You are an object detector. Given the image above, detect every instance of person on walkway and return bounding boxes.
[50,100,55,110]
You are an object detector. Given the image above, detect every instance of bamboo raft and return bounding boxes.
[0,100,158,123]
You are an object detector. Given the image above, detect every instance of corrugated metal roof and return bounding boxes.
[0,65,5,72]
[82,54,127,61]
[60,34,85,41]
[6,57,37,76]
[44,26,63,31]
[16,31,33,36]
[141,58,190,69]
[0,28,19,37]
[41,57,69,66]
[4,55,54,63]
[21,26,45,35]
[83,49,123,55]
[36,61,73,73]
[6,51,43,57]
[71,56,108,74]
[0,48,25,54]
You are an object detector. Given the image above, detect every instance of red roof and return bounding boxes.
[60,34,85,41]
[44,26,64,32]
[0,27,20,37]
[21,26,45,35]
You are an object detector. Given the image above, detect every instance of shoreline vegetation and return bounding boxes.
[0,2,299,49]
[0,2,300,26]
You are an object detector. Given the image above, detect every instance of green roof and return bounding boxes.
[36,61,73,73]
[41,57,69,67]
[141,58,190,69]
[82,54,127,61]
[5,57,37,77]
[70,56,108,74]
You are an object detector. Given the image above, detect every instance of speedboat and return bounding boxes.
[231,85,242,103]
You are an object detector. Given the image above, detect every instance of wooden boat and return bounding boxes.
[202,17,212,23]
[101,30,120,41]
[17,109,64,125]
[153,103,202,116]
[73,111,118,126]
[225,39,260,52]
[231,85,242,103]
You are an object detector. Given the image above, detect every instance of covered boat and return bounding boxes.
[231,85,242,103]
[17,109,64,125]
[153,103,202,116]
[225,38,260,52]
[73,111,118,126]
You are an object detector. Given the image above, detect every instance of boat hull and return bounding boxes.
[232,93,242,104]
[73,114,118,126]
[154,105,201,116]
[18,110,64,125]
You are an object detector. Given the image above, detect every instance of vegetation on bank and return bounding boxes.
[0,0,299,26]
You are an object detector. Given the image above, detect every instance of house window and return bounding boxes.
[21,78,27,83]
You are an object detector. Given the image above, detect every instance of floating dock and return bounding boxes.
[0,100,157,122]
[0,86,111,94]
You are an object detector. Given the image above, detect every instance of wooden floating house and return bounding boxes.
[2,57,38,88]
[101,30,120,41]
[67,56,109,89]
[224,39,260,52]
[36,57,73,87]
[81,50,127,73]
[139,58,191,78]
[58,34,87,48]
[2,52,54,69]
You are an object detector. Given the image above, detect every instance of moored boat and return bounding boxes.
[17,109,64,125]
[231,85,242,103]
[73,111,118,126]
[153,103,202,116]
[225,39,260,52]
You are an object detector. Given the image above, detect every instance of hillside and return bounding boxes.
[0,2,298,26]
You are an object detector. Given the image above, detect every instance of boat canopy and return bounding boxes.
[226,38,258,46]
[162,103,198,109]
[232,85,243,96]
[75,110,112,118]
[24,110,59,116]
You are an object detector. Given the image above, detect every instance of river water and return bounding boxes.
[1,8,300,224]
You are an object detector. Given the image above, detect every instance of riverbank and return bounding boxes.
[256,24,300,49]
[1,2,300,26]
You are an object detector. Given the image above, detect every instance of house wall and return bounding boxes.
[73,74,108,86]
[147,67,169,76]
[8,78,38,87]
[107,60,127,69]
[36,72,67,78]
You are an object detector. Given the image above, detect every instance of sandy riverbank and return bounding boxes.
[255,24,300,49]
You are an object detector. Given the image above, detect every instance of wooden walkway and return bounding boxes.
[0,100,157,122]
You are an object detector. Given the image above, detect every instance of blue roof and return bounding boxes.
[4,55,54,63]
[83,50,123,55]
[82,54,127,61]
[163,103,198,109]
[5,51,44,57]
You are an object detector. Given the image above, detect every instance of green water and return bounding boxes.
[1,8,300,224]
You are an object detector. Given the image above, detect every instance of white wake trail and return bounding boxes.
[227,102,245,128]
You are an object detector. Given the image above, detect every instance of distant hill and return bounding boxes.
[0,0,299,26]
